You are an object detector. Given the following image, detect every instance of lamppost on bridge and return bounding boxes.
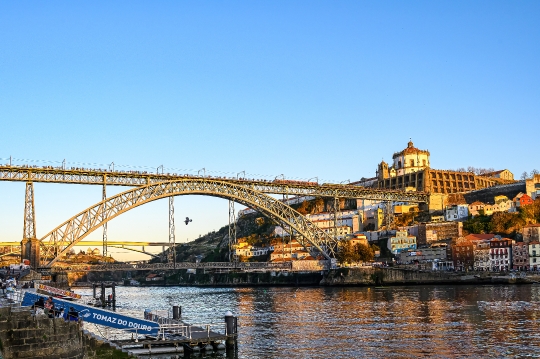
[275,174,285,181]
[198,168,206,177]
[157,165,164,175]
[109,162,114,172]
[62,159,66,170]
[307,177,318,184]
[339,179,350,184]
[237,171,245,180]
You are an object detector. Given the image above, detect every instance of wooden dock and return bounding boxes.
[111,311,234,355]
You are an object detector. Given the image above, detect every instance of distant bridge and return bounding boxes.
[0,241,167,259]
[0,241,168,247]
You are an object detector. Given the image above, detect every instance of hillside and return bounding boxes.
[150,211,280,263]
[152,196,358,262]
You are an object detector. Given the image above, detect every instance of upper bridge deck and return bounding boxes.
[0,165,428,202]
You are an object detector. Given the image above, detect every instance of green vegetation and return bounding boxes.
[463,199,540,238]
[337,242,379,264]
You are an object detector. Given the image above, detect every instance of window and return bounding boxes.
[410,160,415,167]
[423,159,427,166]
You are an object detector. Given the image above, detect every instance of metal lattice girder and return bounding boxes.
[39,179,339,267]
[0,166,428,202]
[168,196,175,264]
[23,182,36,239]
[102,183,108,257]
[107,245,160,259]
[228,200,237,262]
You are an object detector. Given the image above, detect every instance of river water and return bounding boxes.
[77,285,540,358]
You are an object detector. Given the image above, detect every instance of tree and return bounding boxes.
[357,243,375,262]
[521,171,529,180]
[337,241,360,264]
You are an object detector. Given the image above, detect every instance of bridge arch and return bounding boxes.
[39,178,338,267]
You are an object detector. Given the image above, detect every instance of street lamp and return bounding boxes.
[109,162,114,172]
[157,165,164,175]
[307,177,318,184]
[340,179,350,184]
[198,168,206,177]
[275,174,285,181]
[237,171,245,180]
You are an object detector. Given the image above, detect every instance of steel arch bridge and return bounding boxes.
[39,178,338,267]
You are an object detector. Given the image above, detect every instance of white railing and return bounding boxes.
[2,288,25,307]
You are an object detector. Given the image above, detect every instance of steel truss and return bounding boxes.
[39,179,339,267]
[0,166,428,202]
[168,196,176,265]
[384,201,395,230]
[228,200,237,262]
[102,183,107,257]
[23,182,36,240]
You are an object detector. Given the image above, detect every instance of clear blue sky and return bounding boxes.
[1,1,538,260]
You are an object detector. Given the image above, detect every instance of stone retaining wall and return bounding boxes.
[0,306,133,359]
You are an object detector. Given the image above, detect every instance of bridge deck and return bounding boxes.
[0,165,428,201]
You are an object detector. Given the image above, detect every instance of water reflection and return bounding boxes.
[77,285,540,358]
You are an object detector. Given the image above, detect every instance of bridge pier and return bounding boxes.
[21,182,40,269]
[21,238,40,269]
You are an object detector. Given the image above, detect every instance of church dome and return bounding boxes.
[392,140,430,159]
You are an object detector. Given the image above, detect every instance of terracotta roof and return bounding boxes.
[469,201,485,206]
[465,234,496,241]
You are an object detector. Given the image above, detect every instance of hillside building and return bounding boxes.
[445,204,469,221]
[452,238,475,271]
[526,174,540,200]
[490,238,513,272]
[514,193,534,208]
[371,141,515,212]
[529,242,540,270]
[512,242,529,271]
[417,221,462,246]
[523,224,540,243]
[473,240,491,271]
[387,231,417,255]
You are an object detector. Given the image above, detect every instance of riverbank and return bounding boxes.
[321,267,535,286]
[65,267,540,288]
